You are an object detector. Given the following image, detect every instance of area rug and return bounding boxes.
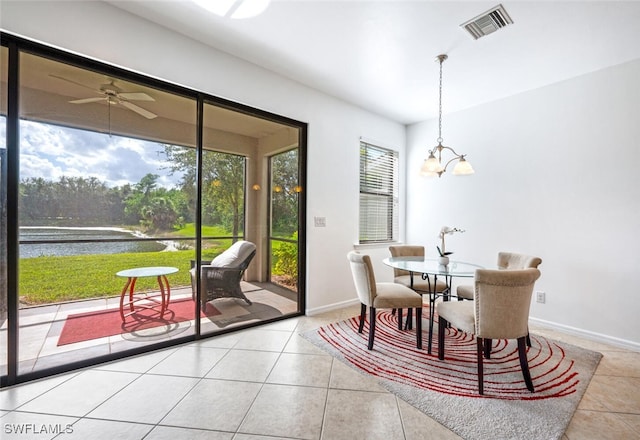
[58,298,220,346]
[302,311,602,440]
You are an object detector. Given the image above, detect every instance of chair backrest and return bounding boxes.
[347,251,377,306]
[388,245,424,277]
[474,268,541,340]
[211,240,256,268]
[497,252,542,270]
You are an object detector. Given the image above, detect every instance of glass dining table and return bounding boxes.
[382,256,484,354]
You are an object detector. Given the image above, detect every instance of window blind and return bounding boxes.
[359,141,398,244]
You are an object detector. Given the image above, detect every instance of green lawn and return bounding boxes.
[171,224,233,240]
[21,250,198,304]
[18,224,296,305]
[18,230,234,305]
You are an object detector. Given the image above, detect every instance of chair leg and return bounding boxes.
[368,307,376,350]
[397,308,403,330]
[518,336,535,392]
[477,337,484,395]
[358,303,366,333]
[416,308,422,349]
[484,338,492,359]
[526,331,532,347]
[405,308,413,330]
[438,316,447,360]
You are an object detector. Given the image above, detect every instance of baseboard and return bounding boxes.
[306,302,640,352]
[306,298,360,316]
[529,317,640,352]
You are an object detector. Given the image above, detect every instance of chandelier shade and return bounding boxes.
[452,156,474,175]
[421,54,474,178]
[421,150,444,175]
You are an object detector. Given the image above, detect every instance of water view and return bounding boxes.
[19,227,168,258]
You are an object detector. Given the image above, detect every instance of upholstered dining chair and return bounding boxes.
[388,245,447,329]
[389,245,448,294]
[437,268,541,395]
[347,251,423,350]
[456,251,541,348]
[456,252,542,300]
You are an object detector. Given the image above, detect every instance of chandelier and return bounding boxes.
[420,54,474,178]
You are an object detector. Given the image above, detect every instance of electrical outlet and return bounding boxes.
[536,291,546,304]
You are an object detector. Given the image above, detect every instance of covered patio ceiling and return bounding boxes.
[3,49,298,153]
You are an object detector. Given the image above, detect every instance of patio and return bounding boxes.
[1,282,299,376]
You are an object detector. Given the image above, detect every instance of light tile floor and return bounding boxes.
[1,282,298,376]
[1,305,639,440]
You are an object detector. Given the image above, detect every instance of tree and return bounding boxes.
[141,194,177,231]
[164,145,245,236]
[19,176,114,225]
[124,173,182,232]
[20,177,54,223]
[270,149,299,237]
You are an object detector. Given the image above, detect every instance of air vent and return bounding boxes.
[461,4,513,40]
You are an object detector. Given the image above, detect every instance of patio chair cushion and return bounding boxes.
[210,240,256,268]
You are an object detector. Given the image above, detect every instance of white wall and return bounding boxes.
[407,58,640,348]
[6,2,637,349]
[1,1,406,312]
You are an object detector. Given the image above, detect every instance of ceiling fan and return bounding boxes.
[49,74,157,119]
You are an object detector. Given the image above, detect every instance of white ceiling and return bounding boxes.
[108,1,640,125]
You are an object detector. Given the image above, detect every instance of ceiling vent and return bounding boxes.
[461,4,513,40]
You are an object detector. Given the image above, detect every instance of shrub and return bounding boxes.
[273,232,298,285]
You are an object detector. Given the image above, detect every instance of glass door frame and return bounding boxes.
[1,32,307,387]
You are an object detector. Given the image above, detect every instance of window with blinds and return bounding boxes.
[359,141,399,244]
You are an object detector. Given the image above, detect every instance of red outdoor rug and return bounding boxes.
[58,298,220,346]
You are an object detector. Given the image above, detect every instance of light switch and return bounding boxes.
[314,216,326,227]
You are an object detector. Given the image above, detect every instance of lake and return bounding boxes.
[19,227,169,258]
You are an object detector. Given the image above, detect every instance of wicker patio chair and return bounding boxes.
[190,240,256,307]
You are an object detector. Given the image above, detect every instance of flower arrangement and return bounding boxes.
[437,226,465,257]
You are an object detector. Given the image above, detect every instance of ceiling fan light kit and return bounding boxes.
[50,74,157,119]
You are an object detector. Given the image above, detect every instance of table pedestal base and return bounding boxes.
[119,275,171,322]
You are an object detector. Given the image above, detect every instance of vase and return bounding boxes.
[438,256,450,265]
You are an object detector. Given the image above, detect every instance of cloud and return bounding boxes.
[12,120,184,188]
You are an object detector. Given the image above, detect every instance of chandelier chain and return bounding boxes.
[437,57,443,143]
[420,53,474,178]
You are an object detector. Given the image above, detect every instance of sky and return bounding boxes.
[0,118,183,188]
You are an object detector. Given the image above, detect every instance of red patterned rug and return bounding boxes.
[58,298,220,346]
[302,310,602,440]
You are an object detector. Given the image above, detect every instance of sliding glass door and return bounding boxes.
[0,45,8,378]
[197,103,303,334]
[1,33,306,386]
[16,51,198,375]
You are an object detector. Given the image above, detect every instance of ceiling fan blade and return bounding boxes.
[120,101,157,119]
[70,97,106,104]
[49,74,100,92]
[119,92,155,102]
